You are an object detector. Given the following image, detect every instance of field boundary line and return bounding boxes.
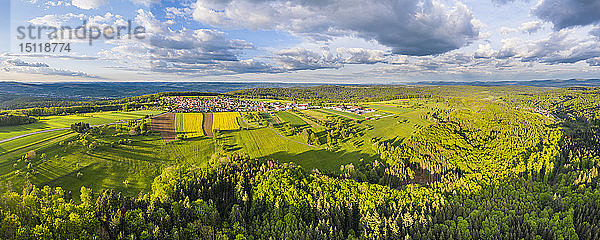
[271,113,282,124]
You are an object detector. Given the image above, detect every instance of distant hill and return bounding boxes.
[0,79,598,100]
[0,82,321,99]
[412,79,600,87]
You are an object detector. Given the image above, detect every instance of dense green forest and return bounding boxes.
[230,85,431,103]
[0,85,599,239]
[0,114,37,126]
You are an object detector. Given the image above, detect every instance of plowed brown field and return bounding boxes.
[152,113,176,142]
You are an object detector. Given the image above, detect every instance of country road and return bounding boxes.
[0,128,70,144]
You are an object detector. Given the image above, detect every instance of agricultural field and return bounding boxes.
[362,104,412,115]
[152,113,176,142]
[301,109,330,121]
[259,112,278,125]
[0,98,443,199]
[316,108,365,120]
[0,110,163,141]
[275,111,308,126]
[175,113,205,138]
[0,123,215,199]
[212,112,241,130]
[0,130,77,176]
[288,111,322,129]
[219,126,372,171]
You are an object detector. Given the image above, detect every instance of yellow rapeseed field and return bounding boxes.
[212,112,240,130]
[175,113,204,138]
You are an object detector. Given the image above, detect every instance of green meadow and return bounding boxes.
[0,126,215,200]
[275,111,308,126]
[0,110,163,141]
[219,127,373,171]
[0,99,438,197]
[316,108,365,120]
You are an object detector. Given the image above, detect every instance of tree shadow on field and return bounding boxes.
[44,163,98,182]
[224,144,242,152]
[178,135,212,141]
[260,149,377,172]
[94,147,163,163]
[130,141,156,148]
[110,145,155,155]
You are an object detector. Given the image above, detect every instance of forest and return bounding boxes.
[0,85,599,239]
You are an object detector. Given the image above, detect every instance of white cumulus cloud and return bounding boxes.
[519,21,543,34]
[71,0,107,9]
[191,0,480,56]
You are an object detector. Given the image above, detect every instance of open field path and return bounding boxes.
[203,112,214,137]
[152,113,177,142]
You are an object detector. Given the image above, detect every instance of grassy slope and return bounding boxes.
[1,128,215,200]
[0,110,163,141]
[222,127,374,172]
[0,99,445,196]
[360,99,446,141]
[276,111,308,126]
[317,108,365,120]
[0,130,77,177]
[287,111,322,129]
[302,109,330,121]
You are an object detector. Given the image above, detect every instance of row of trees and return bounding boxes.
[19,102,156,117]
[0,114,37,126]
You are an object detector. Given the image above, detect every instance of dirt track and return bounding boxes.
[152,113,176,142]
[202,112,214,137]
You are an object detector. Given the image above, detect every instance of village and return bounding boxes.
[165,96,313,112]
[164,96,375,115]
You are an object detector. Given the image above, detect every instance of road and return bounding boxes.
[0,128,70,144]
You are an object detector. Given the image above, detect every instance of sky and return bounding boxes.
[0,0,600,83]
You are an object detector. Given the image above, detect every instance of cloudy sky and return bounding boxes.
[1,0,600,83]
